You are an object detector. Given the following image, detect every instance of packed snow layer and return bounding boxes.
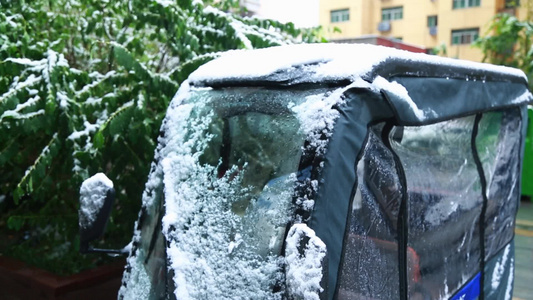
[119,225,144,299]
[189,43,527,85]
[79,173,113,228]
[290,89,342,155]
[285,224,326,300]
[372,76,436,121]
[190,43,532,124]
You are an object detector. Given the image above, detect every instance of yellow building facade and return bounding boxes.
[320,0,530,62]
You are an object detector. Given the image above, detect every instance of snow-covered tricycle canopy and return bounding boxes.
[79,44,532,300]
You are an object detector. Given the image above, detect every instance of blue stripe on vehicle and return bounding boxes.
[451,272,481,300]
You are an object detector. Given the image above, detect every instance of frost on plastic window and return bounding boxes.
[476,109,521,259]
[337,126,403,299]
[120,174,168,300]
[390,116,482,299]
[158,88,331,299]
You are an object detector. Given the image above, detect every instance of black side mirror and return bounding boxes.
[285,224,328,300]
[78,173,127,255]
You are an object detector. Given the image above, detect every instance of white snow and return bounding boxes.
[290,80,376,156]
[189,43,527,86]
[1,108,45,120]
[161,147,287,298]
[5,15,21,28]
[120,248,151,300]
[285,224,326,300]
[372,76,435,121]
[511,89,533,104]
[230,20,253,49]
[189,44,531,123]
[118,80,342,298]
[147,85,290,299]
[291,90,341,155]
[79,173,114,228]
[5,57,46,67]
[203,6,226,17]
[0,94,41,121]
[57,91,69,108]
[42,50,70,88]
[0,74,42,104]
[504,258,514,300]
[119,225,143,298]
[76,70,117,96]
[154,0,174,7]
[491,243,511,290]
[202,5,291,51]
[67,120,99,141]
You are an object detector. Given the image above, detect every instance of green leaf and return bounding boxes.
[7,216,25,231]
[112,43,151,80]
[28,175,33,193]
[13,186,23,205]
[46,97,57,115]
[94,131,104,149]
[0,136,18,166]
[0,0,322,276]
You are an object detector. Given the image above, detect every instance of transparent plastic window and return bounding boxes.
[391,116,482,299]
[160,92,302,299]
[338,109,522,300]
[476,109,521,260]
[120,86,340,300]
[337,128,402,299]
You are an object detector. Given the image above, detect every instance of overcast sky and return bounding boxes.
[256,0,319,28]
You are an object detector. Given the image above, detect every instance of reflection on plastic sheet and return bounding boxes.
[336,109,522,300]
[391,116,482,299]
[337,128,402,299]
[476,110,521,259]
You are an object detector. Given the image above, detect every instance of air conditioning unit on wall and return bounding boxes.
[378,21,391,32]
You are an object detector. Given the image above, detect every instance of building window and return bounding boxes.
[451,28,479,44]
[427,16,438,27]
[331,9,350,23]
[453,0,481,9]
[505,0,520,8]
[382,7,403,21]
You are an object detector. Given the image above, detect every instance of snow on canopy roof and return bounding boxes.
[189,43,528,86]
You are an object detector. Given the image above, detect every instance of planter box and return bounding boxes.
[0,256,125,300]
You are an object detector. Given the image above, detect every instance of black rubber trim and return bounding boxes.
[471,113,487,300]
[382,121,409,300]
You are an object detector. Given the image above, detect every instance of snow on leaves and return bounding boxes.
[0,0,321,275]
